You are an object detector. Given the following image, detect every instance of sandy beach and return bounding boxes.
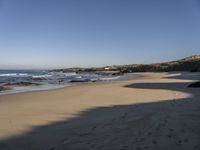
[0,72,199,150]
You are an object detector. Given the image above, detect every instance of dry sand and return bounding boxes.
[0,72,199,150]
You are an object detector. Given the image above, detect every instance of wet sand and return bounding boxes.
[0,72,199,150]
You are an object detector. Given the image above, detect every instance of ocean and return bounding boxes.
[0,70,120,95]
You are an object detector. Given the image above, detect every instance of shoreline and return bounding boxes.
[1,71,197,96]
[0,72,199,150]
[0,72,141,96]
[0,70,123,96]
[0,78,116,96]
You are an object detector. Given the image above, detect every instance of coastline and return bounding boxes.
[0,77,121,96]
[0,72,140,96]
[0,72,199,150]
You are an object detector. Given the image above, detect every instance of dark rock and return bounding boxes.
[188,81,200,88]
[0,86,10,91]
[5,82,40,86]
[70,79,91,83]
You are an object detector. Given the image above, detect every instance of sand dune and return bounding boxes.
[0,72,199,150]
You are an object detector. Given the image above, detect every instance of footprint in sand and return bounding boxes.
[183,138,188,143]
[167,134,172,138]
[152,140,157,145]
[180,129,185,133]
[178,140,182,145]
[147,132,152,136]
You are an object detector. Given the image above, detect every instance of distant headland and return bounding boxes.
[54,55,200,75]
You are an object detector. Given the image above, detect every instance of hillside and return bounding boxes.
[118,55,200,73]
[54,55,200,73]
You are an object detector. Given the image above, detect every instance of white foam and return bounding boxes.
[64,72,76,76]
[18,73,28,76]
[0,73,17,77]
[99,76,120,81]
[0,73,29,77]
[32,75,53,78]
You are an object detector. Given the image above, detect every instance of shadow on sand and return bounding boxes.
[0,73,200,150]
[165,72,200,81]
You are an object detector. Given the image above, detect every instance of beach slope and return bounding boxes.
[0,72,199,150]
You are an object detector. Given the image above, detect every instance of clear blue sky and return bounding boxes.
[0,0,199,69]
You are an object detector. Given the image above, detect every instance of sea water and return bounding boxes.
[0,70,120,95]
